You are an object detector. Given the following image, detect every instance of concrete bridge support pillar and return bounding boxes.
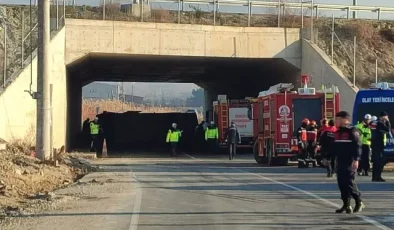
[204,89,217,122]
[66,78,82,152]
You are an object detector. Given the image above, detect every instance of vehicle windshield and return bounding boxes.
[355,103,394,124]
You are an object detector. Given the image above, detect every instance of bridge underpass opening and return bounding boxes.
[66,53,300,153]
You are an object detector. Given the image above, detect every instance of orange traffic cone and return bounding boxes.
[102,138,108,158]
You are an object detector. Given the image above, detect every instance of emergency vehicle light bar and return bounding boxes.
[258,83,294,97]
[370,82,394,89]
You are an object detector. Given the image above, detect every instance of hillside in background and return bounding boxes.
[316,19,394,87]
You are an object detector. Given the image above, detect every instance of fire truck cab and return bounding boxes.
[212,95,258,149]
[250,75,340,166]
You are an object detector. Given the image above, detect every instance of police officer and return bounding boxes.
[225,122,241,160]
[355,114,372,176]
[325,111,364,213]
[166,123,182,157]
[371,111,391,182]
[205,121,219,153]
[297,118,309,168]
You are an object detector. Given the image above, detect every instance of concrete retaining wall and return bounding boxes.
[65,19,302,68]
[301,39,357,116]
[0,29,67,148]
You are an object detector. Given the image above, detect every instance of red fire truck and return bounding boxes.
[212,96,258,149]
[250,75,340,166]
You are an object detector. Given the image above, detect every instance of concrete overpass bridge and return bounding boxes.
[0,18,356,151]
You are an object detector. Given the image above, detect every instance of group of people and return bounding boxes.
[309,111,391,214]
[297,119,319,167]
[317,112,391,182]
[166,121,241,160]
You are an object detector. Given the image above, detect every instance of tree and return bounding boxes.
[186,88,204,107]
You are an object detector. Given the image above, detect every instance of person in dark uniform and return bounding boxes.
[371,111,391,182]
[324,111,364,214]
[225,122,241,160]
[319,119,337,177]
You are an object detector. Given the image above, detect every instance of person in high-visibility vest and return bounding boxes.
[89,117,101,155]
[355,114,372,176]
[205,121,219,153]
[166,123,182,157]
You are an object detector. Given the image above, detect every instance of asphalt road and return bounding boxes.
[4,153,394,230]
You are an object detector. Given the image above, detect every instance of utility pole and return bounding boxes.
[353,0,357,19]
[36,0,51,161]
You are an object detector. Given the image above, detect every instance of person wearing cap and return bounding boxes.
[324,111,364,213]
[166,123,183,157]
[225,122,241,160]
[319,119,337,177]
[205,121,219,153]
[370,111,391,182]
[355,114,372,176]
[297,118,310,168]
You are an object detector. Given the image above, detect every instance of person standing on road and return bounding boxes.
[205,121,219,153]
[306,120,318,165]
[355,114,372,176]
[82,118,91,148]
[89,117,100,154]
[325,111,364,214]
[194,121,207,153]
[319,119,337,177]
[297,118,309,168]
[225,122,241,160]
[166,123,182,157]
[371,111,391,182]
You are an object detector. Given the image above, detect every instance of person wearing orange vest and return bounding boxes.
[306,120,318,166]
[297,118,309,168]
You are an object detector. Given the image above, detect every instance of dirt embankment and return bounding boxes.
[316,19,394,88]
[0,143,94,220]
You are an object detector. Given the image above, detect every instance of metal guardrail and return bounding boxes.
[146,0,394,21]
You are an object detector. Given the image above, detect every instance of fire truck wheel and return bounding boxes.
[253,141,266,164]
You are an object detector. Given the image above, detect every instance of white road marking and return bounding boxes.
[129,172,143,230]
[182,153,203,161]
[234,168,393,230]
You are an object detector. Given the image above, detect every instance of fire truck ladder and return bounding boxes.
[322,84,338,120]
[219,102,229,140]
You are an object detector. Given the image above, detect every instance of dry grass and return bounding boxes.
[83,99,181,117]
[82,99,204,122]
